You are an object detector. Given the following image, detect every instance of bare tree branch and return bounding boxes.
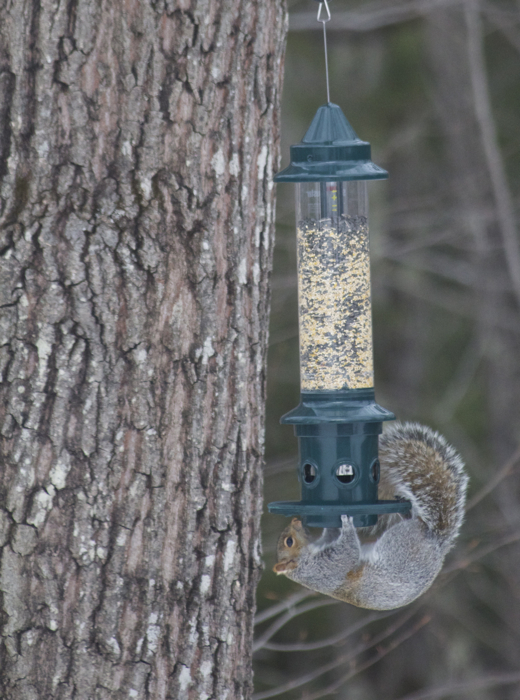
[397,671,520,700]
[253,597,340,652]
[292,614,432,700]
[465,0,520,308]
[288,0,520,34]
[269,327,299,347]
[264,455,298,476]
[385,252,499,290]
[444,529,520,575]
[261,609,395,652]
[466,444,520,510]
[255,590,316,626]
[484,4,520,55]
[253,609,423,700]
[434,338,482,423]
[289,0,459,32]
[382,273,520,333]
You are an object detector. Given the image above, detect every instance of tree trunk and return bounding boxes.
[0,1,287,698]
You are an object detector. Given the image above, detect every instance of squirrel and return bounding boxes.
[273,422,468,610]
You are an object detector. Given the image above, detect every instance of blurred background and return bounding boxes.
[254,0,520,698]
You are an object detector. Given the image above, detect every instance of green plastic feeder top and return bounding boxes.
[274,102,388,183]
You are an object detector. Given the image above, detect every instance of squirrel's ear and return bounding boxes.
[273,561,297,574]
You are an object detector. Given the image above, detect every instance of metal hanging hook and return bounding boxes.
[317,0,331,23]
[317,0,332,103]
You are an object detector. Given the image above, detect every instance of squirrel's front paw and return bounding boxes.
[341,515,355,529]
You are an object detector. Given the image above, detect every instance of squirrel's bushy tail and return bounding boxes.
[379,423,468,550]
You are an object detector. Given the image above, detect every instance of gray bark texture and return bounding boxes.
[0,0,287,698]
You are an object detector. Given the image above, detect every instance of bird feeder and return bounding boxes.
[268,7,412,529]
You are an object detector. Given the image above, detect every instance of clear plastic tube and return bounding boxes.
[295,181,374,391]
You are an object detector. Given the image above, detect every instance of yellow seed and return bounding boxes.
[297,216,374,391]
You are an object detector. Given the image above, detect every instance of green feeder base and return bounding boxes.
[268,389,411,528]
[268,501,411,529]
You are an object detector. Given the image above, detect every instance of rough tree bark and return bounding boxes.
[0,1,287,698]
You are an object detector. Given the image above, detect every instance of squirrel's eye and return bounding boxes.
[284,536,294,548]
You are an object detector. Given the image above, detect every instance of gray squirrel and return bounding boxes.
[273,422,468,610]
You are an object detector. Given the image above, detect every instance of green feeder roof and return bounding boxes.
[274,102,388,183]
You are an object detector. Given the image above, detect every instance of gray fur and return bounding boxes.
[287,517,360,594]
[380,422,468,550]
[279,422,468,610]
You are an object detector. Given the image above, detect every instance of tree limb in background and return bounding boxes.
[289,0,459,32]
[397,670,520,700]
[254,608,424,700]
[465,0,520,308]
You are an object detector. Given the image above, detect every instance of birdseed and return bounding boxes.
[297,215,374,391]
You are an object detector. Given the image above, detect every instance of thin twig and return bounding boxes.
[289,0,459,32]
[382,273,519,333]
[254,590,315,626]
[433,338,482,423]
[444,529,520,575]
[262,609,395,652]
[385,252,487,289]
[466,444,520,510]
[396,670,520,700]
[483,4,520,55]
[253,608,421,699]
[465,0,520,308]
[253,597,339,652]
[264,455,297,476]
[298,614,432,700]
